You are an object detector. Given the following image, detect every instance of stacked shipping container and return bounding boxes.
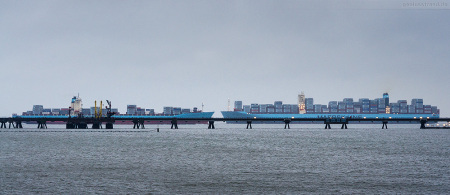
[234,93,439,115]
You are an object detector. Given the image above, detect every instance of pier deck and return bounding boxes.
[1,116,449,130]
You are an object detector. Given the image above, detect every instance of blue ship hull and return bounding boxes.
[221,111,439,119]
[221,111,439,123]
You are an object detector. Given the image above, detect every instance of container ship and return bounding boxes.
[18,95,214,124]
[221,93,440,123]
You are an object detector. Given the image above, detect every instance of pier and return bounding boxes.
[1,116,449,130]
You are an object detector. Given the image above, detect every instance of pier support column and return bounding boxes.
[420,120,427,129]
[0,121,6,128]
[382,121,388,129]
[105,122,114,129]
[92,122,101,129]
[9,121,15,129]
[66,122,76,129]
[15,121,23,128]
[246,121,252,129]
[171,120,178,129]
[325,119,332,129]
[208,121,215,129]
[133,120,144,129]
[284,119,291,129]
[77,123,88,129]
[37,121,47,129]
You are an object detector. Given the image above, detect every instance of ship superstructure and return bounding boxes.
[298,92,306,114]
[70,95,83,115]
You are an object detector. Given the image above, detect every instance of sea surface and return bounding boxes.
[1,123,449,194]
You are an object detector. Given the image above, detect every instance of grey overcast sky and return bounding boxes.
[1,0,449,117]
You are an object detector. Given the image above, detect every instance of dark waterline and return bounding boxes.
[1,124,449,194]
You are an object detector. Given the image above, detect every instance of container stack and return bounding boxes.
[249,104,258,113]
[163,107,173,115]
[259,104,268,113]
[412,99,424,114]
[360,99,370,114]
[314,104,322,113]
[328,101,338,113]
[234,101,243,111]
[305,98,314,113]
[398,100,408,113]
[338,101,346,113]
[172,107,182,115]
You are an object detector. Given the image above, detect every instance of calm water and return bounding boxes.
[1,124,449,194]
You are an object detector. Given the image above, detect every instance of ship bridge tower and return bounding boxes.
[383,92,390,114]
[298,92,306,114]
[70,94,83,115]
